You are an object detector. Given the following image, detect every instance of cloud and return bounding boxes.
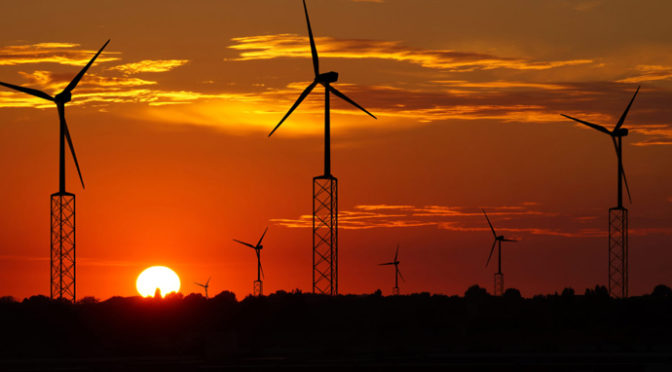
[433,80,569,91]
[617,65,672,83]
[271,203,605,238]
[108,59,189,74]
[18,70,157,91]
[0,42,119,66]
[630,125,672,146]
[229,34,593,71]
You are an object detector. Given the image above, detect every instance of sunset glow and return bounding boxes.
[0,0,670,301]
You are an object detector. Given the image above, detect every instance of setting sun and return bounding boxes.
[136,266,181,298]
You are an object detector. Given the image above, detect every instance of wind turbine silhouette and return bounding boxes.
[482,209,516,296]
[194,277,211,299]
[561,86,639,209]
[0,39,109,193]
[0,40,110,302]
[379,244,404,295]
[269,0,376,176]
[233,227,268,296]
[268,0,376,296]
[560,86,640,298]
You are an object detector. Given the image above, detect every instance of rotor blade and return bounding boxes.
[502,238,517,242]
[561,114,611,135]
[622,164,632,204]
[259,261,265,279]
[63,120,85,189]
[64,39,110,94]
[233,239,256,249]
[302,0,319,76]
[206,277,211,286]
[0,81,53,101]
[257,226,269,247]
[328,85,376,119]
[486,239,496,267]
[481,209,497,238]
[615,86,640,131]
[379,262,395,266]
[268,81,317,137]
[397,268,405,282]
[612,138,632,204]
[194,282,204,287]
[394,244,399,262]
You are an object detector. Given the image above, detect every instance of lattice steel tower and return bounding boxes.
[562,87,638,298]
[313,175,338,294]
[268,0,376,295]
[0,40,109,302]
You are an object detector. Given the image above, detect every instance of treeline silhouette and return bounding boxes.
[1,285,671,361]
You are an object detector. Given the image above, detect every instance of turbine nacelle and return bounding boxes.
[317,71,338,84]
[613,128,629,137]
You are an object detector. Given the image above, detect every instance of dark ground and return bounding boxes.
[1,285,671,371]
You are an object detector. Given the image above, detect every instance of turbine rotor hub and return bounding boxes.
[55,91,71,104]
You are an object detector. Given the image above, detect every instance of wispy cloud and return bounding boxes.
[271,203,608,238]
[433,80,569,91]
[108,59,189,74]
[617,65,672,83]
[229,34,593,71]
[0,42,119,66]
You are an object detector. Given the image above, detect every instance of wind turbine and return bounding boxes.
[379,244,404,295]
[561,86,639,298]
[0,40,110,302]
[268,0,376,296]
[194,277,211,298]
[233,227,268,296]
[482,209,516,296]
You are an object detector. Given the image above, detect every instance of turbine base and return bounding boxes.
[609,207,628,298]
[50,192,76,302]
[253,280,263,296]
[313,175,338,295]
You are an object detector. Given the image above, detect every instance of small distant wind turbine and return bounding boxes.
[194,277,211,298]
[482,209,516,296]
[379,244,404,295]
[233,227,268,296]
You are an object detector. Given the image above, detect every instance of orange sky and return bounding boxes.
[0,0,671,299]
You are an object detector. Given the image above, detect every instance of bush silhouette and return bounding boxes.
[652,284,672,297]
[464,284,489,299]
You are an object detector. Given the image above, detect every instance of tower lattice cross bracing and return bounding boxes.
[51,193,76,302]
[609,207,628,298]
[313,175,338,295]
